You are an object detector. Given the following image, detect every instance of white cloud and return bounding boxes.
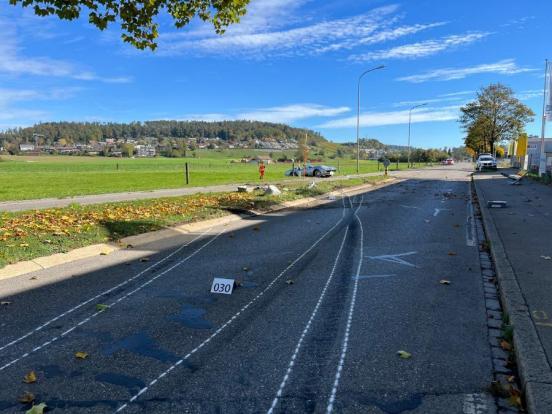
[516,89,542,100]
[0,19,131,83]
[238,104,350,123]
[178,104,350,124]
[397,59,536,83]
[157,4,445,58]
[348,32,489,61]
[318,106,460,128]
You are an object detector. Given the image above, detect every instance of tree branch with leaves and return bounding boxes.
[7,0,251,50]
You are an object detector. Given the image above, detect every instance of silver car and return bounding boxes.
[476,155,497,170]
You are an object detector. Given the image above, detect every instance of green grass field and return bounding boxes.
[0,153,413,201]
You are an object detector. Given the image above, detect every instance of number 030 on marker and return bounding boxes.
[210,278,235,295]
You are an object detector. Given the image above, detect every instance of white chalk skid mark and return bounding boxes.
[354,274,396,280]
[116,197,351,412]
[0,227,217,355]
[267,226,350,414]
[366,252,418,268]
[327,197,365,413]
[0,228,224,371]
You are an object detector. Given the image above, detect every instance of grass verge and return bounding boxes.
[0,176,386,269]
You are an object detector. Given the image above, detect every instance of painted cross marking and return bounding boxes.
[366,251,418,268]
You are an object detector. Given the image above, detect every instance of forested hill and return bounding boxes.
[0,121,328,145]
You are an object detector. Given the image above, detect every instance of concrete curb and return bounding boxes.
[472,175,552,413]
[0,178,399,281]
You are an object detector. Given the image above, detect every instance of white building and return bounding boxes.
[527,137,552,171]
[135,145,156,157]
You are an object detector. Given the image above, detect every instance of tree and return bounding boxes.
[460,84,534,154]
[8,0,251,50]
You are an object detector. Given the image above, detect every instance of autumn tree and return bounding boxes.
[459,84,534,154]
[7,0,251,50]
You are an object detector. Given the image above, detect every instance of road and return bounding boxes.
[0,165,499,413]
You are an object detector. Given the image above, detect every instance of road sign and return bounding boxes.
[383,158,391,168]
[210,278,235,295]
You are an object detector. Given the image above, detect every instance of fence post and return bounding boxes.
[185,162,189,185]
[337,159,340,173]
[116,163,119,171]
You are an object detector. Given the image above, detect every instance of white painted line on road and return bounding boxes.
[0,228,224,372]
[400,204,420,210]
[433,208,449,217]
[0,227,216,355]
[354,274,396,280]
[267,226,350,414]
[115,196,350,412]
[365,252,418,268]
[466,183,476,247]
[326,198,365,413]
[462,393,489,414]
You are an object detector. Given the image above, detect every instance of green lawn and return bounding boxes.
[0,154,412,201]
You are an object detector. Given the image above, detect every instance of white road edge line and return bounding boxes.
[326,196,365,413]
[0,227,217,354]
[114,196,349,413]
[466,182,476,247]
[0,228,224,371]
[267,226,350,414]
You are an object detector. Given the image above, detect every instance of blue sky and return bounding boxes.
[0,0,550,148]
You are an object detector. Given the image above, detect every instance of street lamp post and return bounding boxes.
[407,103,427,168]
[356,65,385,174]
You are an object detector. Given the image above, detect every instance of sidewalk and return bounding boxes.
[473,170,552,413]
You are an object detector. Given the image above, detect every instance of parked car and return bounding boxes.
[441,158,454,165]
[284,165,336,177]
[476,155,497,170]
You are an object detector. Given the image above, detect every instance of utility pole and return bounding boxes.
[539,59,549,176]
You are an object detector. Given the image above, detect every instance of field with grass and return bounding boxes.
[0,176,385,268]
[0,152,412,201]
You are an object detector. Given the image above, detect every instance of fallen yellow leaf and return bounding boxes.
[439,280,451,285]
[96,304,109,312]
[18,392,35,404]
[75,352,89,359]
[26,402,47,414]
[23,371,37,384]
[397,350,412,359]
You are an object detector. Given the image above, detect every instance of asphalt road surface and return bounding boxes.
[0,165,498,413]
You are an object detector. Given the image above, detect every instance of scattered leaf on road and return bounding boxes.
[1,301,12,306]
[253,226,260,231]
[99,251,109,256]
[126,244,134,249]
[448,252,457,256]
[18,392,35,404]
[228,233,235,238]
[242,267,249,271]
[75,352,89,359]
[541,255,551,260]
[140,257,150,262]
[286,279,294,285]
[25,403,47,414]
[19,243,29,248]
[30,276,38,280]
[23,371,37,384]
[439,280,451,285]
[397,350,412,359]
[453,224,461,228]
[424,219,430,223]
[500,340,512,351]
[507,375,515,383]
[508,387,522,408]
[96,304,109,312]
